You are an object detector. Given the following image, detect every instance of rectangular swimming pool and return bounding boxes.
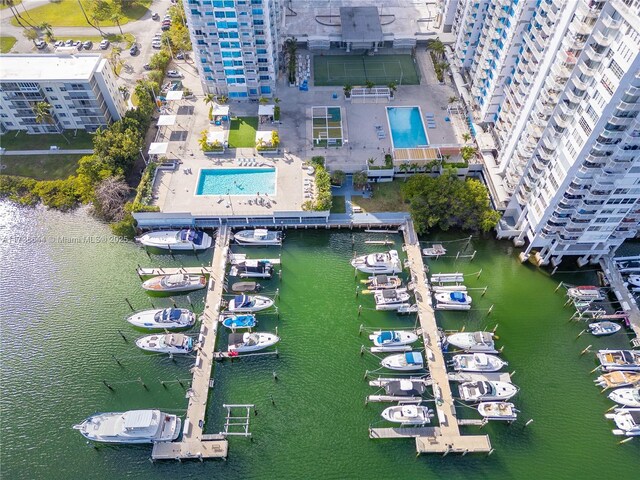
[195,168,276,195]
[386,106,429,148]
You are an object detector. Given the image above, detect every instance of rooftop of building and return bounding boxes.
[340,6,383,43]
[0,54,103,82]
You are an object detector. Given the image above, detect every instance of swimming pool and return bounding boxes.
[386,107,429,148]
[196,168,276,195]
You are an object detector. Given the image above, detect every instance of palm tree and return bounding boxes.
[410,162,420,175]
[110,2,124,35]
[216,94,228,104]
[428,39,445,60]
[367,157,376,168]
[22,28,38,45]
[387,82,397,97]
[284,37,297,84]
[399,162,410,181]
[272,97,280,104]
[343,84,352,98]
[33,101,68,141]
[448,96,457,104]
[203,93,215,106]
[462,133,471,143]
[365,80,375,91]
[258,96,269,105]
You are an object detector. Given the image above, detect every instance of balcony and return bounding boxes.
[601,13,623,30]
[625,85,640,97]
[592,29,613,48]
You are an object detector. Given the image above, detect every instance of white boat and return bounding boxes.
[369,330,419,348]
[221,314,257,330]
[431,272,464,283]
[422,244,446,257]
[127,308,196,330]
[626,274,640,288]
[382,379,427,397]
[567,285,605,302]
[231,281,262,292]
[451,353,507,372]
[588,321,622,336]
[142,274,207,293]
[446,332,496,353]
[228,331,279,352]
[73,410,181,444]
[374,288,412,311]
[381,405,433,424]
[458,381,519,402]
[435,291,472,306]
[597,350,640,372]
[608,388,640,408]
[351,250,402,274]
[230,260,273,278]
[477,402,518,421]
[595,371,640,389]
[381,351,424,371]
[233,229,282,246]
[136,229,212,251]
[135,333,194,354]
[605,408,640,436]
[227,294,274,313]
[361,275,403,291]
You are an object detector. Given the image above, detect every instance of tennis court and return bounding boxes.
[312,106,343,147]
[313,54,419,86]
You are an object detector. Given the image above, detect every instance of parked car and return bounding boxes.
[65,39,74,46]
[35,39,46,49]
[74,41,82,48]
[162,20,171,25]
[143,63,152,70]
[54,40,64,47]
[166,70,183,78]
[152,41,162,49]
[152,12,160,20]
[176,51,189,60]
[161,25,170,31]
[83,41,93,50]
[130,44,139,55]
[99,39,110,49]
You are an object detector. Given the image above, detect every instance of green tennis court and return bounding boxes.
[313,54,419,86]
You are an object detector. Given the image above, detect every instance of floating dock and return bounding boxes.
[600,254,640,342]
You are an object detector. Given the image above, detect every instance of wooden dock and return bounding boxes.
[151,226,231,460]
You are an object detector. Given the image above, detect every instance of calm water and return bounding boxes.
[386,107,428,148]
[196,168,276,195]
[0,202,638,480]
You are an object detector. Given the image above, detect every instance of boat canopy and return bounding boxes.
[123,410,155,429]
[472,332,493,344]
[376,275,388,283]
[164,274,187,285]
[382,289,397,299]
[228,333,244,345]
[254,229,269,238]
[405,351,423,365]
[233,295,251,307]
[178,229,204,245]
[378,331,395,343]
[450,291,467,302]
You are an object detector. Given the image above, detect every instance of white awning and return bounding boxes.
[255,130,273,145]
[148,142,169,155]
[165,90,183,101]
[210,104,230,116]
[258,104,275,116]
[206,130,226,144]
[157,114,177,126]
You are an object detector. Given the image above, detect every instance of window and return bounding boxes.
[45,87,53,92]
[609,59,623,80]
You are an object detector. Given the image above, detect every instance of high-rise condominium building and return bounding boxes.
[183,0,281,99]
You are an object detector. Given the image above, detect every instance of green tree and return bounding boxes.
[343,84,352,98]
[203,93,215,106]
[353,171,368,189]
[428,38,445,60]
[448,96,458,104]
[398,162,410,181]
[462,133,471,143]
[110,1,124,35]
[22,27,38,45]
[149,49,171,71]
[330,170,346,186]
[365,80,375,91]
[259,96,269,105]
[460,146,477,162]
[169,23,191,53]
[387,81,397,96]
[284,37,297,84]
[88,0,111,34]
[93,120,144,172]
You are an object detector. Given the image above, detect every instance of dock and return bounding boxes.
[151,226,231,460]
[137,255,280,278]
[600,254,640,341]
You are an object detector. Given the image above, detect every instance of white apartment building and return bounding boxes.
[0,54,125,133]
[183,0,281,99]
[452,0,491,70]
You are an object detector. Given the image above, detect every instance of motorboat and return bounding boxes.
[450,353,507,372]
[369,330,419,348]
[351,250,402,274]
[594,371,640,389]
[588,321,622,336]
[383,380,427,397]
[422,244,446,257]
[227,331,279,352]
[221,314,256,330]
[127,308,196,330]
[446,332,496,353]
[361,275,403,291]
[227,294,274,313]
[142,274,207,293]
[135,333,194,354]
[136,229,212,251]
[458,381,519,402]
[435,291,472,306]
[230,260,273,278]
[626,274,640,288]
[233,229,283,246]
[231,281,262,293]
[605,408,640,436]
[567,285,605,302]
[73,410,181,444]
[596,350,640,372]
[381,405,433,425]
[477,402,518,421]
[381,352,424,371]
[608,388,640,408]
[374,288,412,311]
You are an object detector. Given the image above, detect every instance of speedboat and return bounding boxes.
[567,285,605,302]
[595,371,640,389]
[422,244,446,257]
[596,350,640,372]
[608,388,640,408]
[383,379,427,397]
[227,294,274,312]
[233,229,282,246]
[136,229,212,251]
[605,408,640,436]
[381,405,433,425]
[381,351,424,371]
[374,288,412,311]
[458,381,519,402]
[369,330,419,348]
[588,321,622,336]
[361,274,403,291]
[351,250,402,274]
[127,308,196,330]
[446,332,496,353]
[135,333,194,354]
[435,291,472,305]
[73,410,181,444]
[626,274,640,288]
[221,314,256,330]
[142,274,207,293]
[227,331,279,352]
[230,260,273,278]
[231,281,262,292]
[451,353,507,372]
[477,402,518,421]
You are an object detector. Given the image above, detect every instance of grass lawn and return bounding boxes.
[0,154,82,180]
[0,131,95,151]
[330,195,346,214]
[228,117,258,148]
[0,0,21,9]
[104,33,136,47]
[0,36,16,53]
[351,181,408,212]
[10,0,151,27]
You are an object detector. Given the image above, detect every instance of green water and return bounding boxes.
[0,202,638,479]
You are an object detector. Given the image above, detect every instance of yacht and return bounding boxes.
[626,274,640,288]
[596,350,640,372]
[588,321,622,336]
[73,410,181,444]
[435,291,472,306]
[127,308,196,330]
[422,244,446,257]
[477,402,518,421]
[382,379,427,397]
[381,405,433,425]
[374,288,412,311]
[381,352,424,371]
[594,371,640,390]
[233,229,283,246]
[351,250,402,274]
[228,331,279,353]
[142,274,207,293]
[608,388,640,408]
[446,332,497,353]
[450,353,507,372]
[135,333,194,354]
[605,408,640,436]
[369,330,419,348]
[136,229,212,251]
[230,260,273,278]
[221,314,257,330]
[458,381,519,402]
[567,285,605,302]
[227,294,274,313]
[361,275,403,291]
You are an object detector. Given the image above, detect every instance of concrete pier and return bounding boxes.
[600,255,640,341]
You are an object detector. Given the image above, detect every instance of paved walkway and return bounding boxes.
[1,149,93,155]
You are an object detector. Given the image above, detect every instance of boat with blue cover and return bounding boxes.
[369,330,419,348]
[227,294,274,313]
[221,314,257,330]
[435,291,472,306]
[381,351,424,371]
[136,229,212,251]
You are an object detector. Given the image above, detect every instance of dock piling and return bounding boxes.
[555,282,564,292]
[112,355,123,368]
[187,295,194,310]
[619,437,634,445]
[524,419,534,428]
[272,371,278,381]
[476,269,482,279]
[125,298,135,312]
[139,377,149,391]
[102,380,114,391]
[360,345,365,356]
[356,286,360,298]
[177,379,185,388]
[117,329,128,342]
[358,305,362,317]
[581,345,593,356]
[270,393,275,406]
